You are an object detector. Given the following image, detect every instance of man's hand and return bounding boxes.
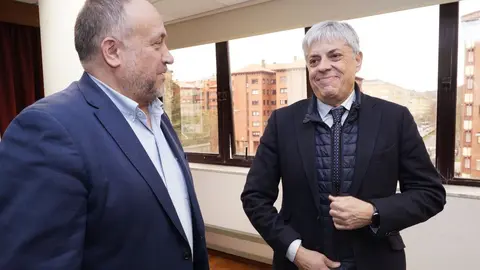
[329,195,374,230]
[294,246,340,270]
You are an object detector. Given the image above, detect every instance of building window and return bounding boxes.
[466,104,473,116]
[463,147,472,157]
[280,100,288,105]
[464,120,472,130]
[252,89,259,95]
[468,50,474,63]
[280,88,288,93]
[252,111,260,116]
[252,131,260,137]
[465,157,471,169]
[466,131,472,143]
[476,159,480,170]
[252,79,258,84]
[467,78,474,90]
[280,76,287,83]
[466,65,474,76]
[252,121,260,127]
[252,100,259,105]
[465,93,473,103]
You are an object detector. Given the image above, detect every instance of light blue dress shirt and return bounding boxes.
[88,74,193,254]
[286,90,355,262]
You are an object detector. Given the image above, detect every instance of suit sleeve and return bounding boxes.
[240,110,301,256]
[370,107,446,236]
[0,109,88,269]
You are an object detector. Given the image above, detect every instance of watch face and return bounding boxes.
[372,213,380,227]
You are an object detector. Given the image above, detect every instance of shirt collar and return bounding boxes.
[316,89,356,119]
[87,73,164,120]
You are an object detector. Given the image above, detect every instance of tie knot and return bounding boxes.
[330,106,346,124]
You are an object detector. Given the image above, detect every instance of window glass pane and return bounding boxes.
[167,43,219,154]
[229,28,307,156]
[456,0,480,178]
[466,131,472,143]
[346,5,439,165]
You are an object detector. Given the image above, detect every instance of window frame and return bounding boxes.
[183,2,480,187]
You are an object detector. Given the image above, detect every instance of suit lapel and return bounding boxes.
[348,94,381,196]
[296,99,322,214]
[77,73,188,244]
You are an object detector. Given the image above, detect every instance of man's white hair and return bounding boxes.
[303,20,360,58]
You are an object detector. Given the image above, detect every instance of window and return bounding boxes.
[252,111,260,116]
[465,93,473,103]
[476,159,480,170]
[465,157,471,169]
[467,78,474,89]
[468,50,475,63]
[466,104,473,116]
[466,131,472,143]
[230,28,306,156]
[463,147,472,156]
[466,65,474,76]
[175,2,480,187]
[346,5,438,166]
[167,43,218,154]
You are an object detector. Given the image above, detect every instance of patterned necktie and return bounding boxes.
[330,106,346,196]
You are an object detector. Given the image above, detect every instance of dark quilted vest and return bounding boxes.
[303,92,361,262]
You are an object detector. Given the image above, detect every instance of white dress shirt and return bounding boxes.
[286,90,355,262]
[88,74,194,255]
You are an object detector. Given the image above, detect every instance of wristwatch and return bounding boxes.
[371,206,380,228]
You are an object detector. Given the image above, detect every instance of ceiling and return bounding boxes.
[14,0,273,25]
[151,0,273,24]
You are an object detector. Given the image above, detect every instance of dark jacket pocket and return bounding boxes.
[388,233,406,251]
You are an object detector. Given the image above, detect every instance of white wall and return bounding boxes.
[190,163,480,269]
[39,0,86,96]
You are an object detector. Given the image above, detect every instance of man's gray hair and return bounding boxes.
[303,21,360,57]
[74,0,132,62]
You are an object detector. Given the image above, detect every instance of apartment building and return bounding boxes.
[231,59,307,155]
[459,11,480,178]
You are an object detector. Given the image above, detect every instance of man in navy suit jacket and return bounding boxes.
[0,0,209,269]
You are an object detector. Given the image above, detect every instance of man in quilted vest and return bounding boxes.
[241,20,446,270]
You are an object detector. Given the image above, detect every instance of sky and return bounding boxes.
[168,0,480,92]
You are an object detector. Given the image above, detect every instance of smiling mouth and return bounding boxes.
[317,76,338,82]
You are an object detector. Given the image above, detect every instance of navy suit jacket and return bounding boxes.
[0,73,209,270]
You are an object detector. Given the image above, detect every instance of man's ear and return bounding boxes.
[101,37,121,68]
[355,51,363,72]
